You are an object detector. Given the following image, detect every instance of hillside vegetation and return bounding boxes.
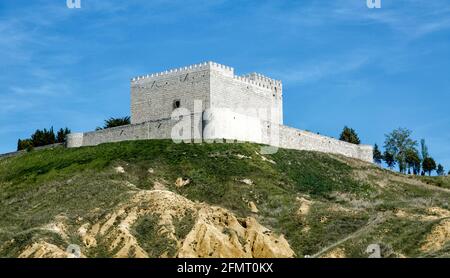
[0,140,449,258]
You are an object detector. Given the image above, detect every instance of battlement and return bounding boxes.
[242,73,282,89]
[130,61,282,93]
[232,74,282,92]
[131,61,234,83]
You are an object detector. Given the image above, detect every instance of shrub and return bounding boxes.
[339,126,361,145]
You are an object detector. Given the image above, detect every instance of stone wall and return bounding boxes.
[67,114,203,148]
[210,68,283,125]
[67,110,373,163]
[202,109,372,162]
[0,143,64,160]
[0,150,25,160]
[275,125,373,162]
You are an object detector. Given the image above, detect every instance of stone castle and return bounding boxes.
[66,62,373,162]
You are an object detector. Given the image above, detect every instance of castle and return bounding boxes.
[66,62,373,163]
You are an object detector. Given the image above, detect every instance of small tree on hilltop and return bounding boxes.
[383,150,396,170]
[384,128,417,174]
[17,139,33,151]
[373,144,383,165]
[339,126,361,145]
[437,164,445,176]
[56,127,71,143]
[413,156,422,176]
[44,127,55,145]
[405,148,421,175]
[31,127,56,147]
[17,139,22,151]
[420,139,429,160]
[422,157,437,176]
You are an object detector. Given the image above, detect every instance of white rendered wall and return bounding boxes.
[202,108,263,143]
[210,69,283,125]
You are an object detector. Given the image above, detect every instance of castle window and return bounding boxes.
[173,100,181,110]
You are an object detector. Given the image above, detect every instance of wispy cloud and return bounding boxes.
[270,53,370,84]
[336,0,450,39]
[253,0,450,40]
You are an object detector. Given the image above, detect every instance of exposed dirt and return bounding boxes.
[320,247,346,258]
[421,219,450,252]
[19,241,77,258]
[296,197,312,216]
[25,190,295,258]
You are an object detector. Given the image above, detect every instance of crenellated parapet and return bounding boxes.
[232,74,282,93]
[130,61,282,93]
[240,73,282,92]
[131,61,234,83]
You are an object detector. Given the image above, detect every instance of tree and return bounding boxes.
[420,139,429,160]
[56,128,71,143]
[31,127,55,147]
[384,128,417,173]
[413,157,422,175]
[103,116,131,129]
[17,126,70,150]
[339,126,361,145]
[422,157,437,176]
[373,144,383,165]
[17,139,22,151]
[437,164,445,176]
[383,151,396,170]
[17,139,33,151]
[405,149,421,175]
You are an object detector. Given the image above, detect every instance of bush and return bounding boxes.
[17,139,33,151]
[339,126,361,145]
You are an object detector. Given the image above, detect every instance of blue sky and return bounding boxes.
[0,0,449,169]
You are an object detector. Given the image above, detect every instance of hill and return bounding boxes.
[0,140,449,258]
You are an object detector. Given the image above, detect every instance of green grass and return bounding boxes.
[341,217,437,258]
[419,176,450,189]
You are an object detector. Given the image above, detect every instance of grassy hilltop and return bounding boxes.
[0,140,449,258]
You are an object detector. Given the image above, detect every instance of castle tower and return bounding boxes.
[130,61,283,125]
